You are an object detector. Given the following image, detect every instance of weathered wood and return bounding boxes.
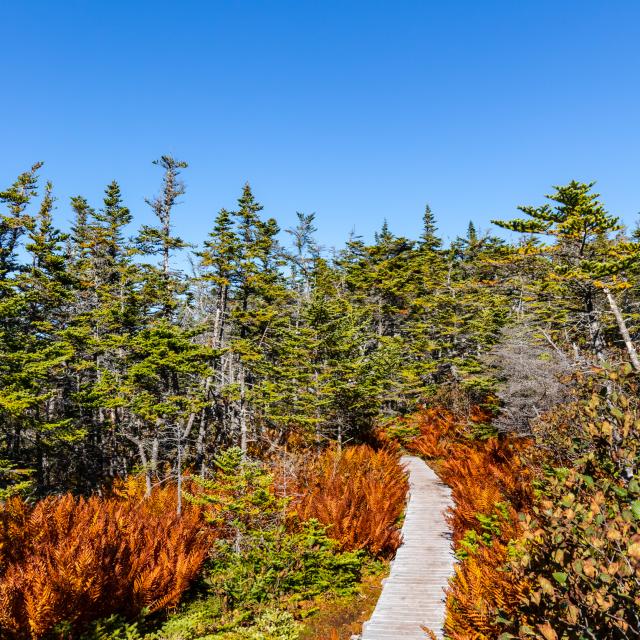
[361,456,454,640]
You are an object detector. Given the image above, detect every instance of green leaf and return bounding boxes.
[552,571,568,585]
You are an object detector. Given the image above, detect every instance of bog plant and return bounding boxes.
[292,445,408,557]
[0,482,210,639]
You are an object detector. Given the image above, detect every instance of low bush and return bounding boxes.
[399,367,640,640]
[498,367,640,639]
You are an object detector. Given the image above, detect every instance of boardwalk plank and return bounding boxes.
[360,456,454,640]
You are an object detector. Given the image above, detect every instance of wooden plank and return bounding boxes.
[360,456,455,640]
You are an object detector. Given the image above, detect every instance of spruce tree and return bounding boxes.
[137,155,189,317]
[4,181,78,491]
[0,162,42,279]
[493,181,640,370]
[419,204,442,251]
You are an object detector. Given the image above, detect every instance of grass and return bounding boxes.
[299,561,388,640]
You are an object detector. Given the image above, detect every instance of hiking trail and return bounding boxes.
[361,455,455,640]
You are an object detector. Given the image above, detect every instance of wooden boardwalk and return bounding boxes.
[361,456,455,640]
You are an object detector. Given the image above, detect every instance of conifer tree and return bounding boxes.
[286,212,319,311]
[199,207,240,348]
[419,204,442,251]
[137,155,189,317]
[4,181,78,490]
[0,162,42,279]
[493,181,640,370]
[221,184,289,452]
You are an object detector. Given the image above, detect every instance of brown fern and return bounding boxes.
[0,480,212,639]
[291,445,408,557]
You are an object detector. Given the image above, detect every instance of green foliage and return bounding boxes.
[466,421,499,441]
[175,450,363,638]
[153,605,299,640]
[382,421,421,444]
[207,519,362,609]
[81,615,145,640]
[0,161,531,495]
[186,447,287,539]
[493,181,640,367]
[499,367,640,639]
[456,503,510,560]
[0,460,33,500]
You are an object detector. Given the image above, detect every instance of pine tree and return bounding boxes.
[2,181,78,491]
[137,155,189,317]
[419,204,442,251]
[199,208,240,348]
[92,181,132,286]
[0,162,42,279]
[286,212,319,309]
[493,181,640,370]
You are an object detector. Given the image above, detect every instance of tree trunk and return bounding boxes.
[136,440,152,496]
[196,408,208,476]
[149,436,159,496]
[239,368,247,454]
[176,427,183,516]
[585,289,605,363]
[603,287,640,372]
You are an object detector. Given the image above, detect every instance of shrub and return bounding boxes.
[164,448,365,638]
[207,519,362,611]
[185,447,287,548]
[499,367,640,639]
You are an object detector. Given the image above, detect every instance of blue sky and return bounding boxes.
[1,0,639,251]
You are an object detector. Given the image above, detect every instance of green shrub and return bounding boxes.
[500,367,640,639]
[206,519,362,610]
[81,615,144,640]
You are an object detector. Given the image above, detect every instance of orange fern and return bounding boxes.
[0,481,212,639]
[291,445,408,557]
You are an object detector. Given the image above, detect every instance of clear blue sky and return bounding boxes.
[2,0,639,250]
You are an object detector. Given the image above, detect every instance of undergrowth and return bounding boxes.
[0,445,406,640]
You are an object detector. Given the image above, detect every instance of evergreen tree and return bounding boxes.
[493,181,640,370]
[1,180,78,491]
[0,162,42,279]
[3,157,636,501]
[137,155,189,317]
[419,204,442,251]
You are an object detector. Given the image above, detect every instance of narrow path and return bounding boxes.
[361,455,455,640]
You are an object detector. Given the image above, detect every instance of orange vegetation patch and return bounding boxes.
[401,407,535,640]
[292,445,408,558]
[0,480,212,639]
